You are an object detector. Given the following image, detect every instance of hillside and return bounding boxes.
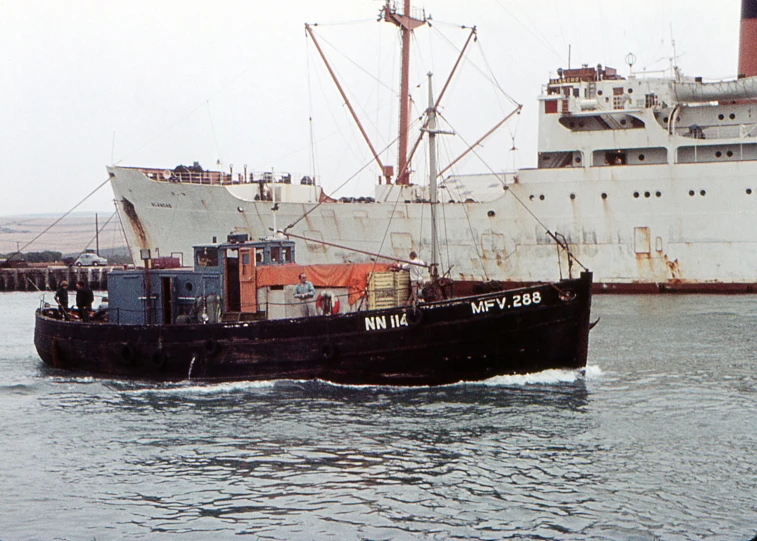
[0,212,129,258]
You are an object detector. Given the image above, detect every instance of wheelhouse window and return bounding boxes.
[196,247,219,267]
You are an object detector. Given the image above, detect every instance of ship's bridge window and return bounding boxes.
[255,248,264,263]
[196,247,219,267]
[270,246,281,263]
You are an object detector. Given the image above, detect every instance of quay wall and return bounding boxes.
[0,266,119,292]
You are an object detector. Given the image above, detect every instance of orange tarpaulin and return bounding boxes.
[255,263,395,305]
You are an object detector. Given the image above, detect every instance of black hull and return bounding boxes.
[34,273,593,386]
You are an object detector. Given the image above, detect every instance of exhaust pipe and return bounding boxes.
[739,0,757,77]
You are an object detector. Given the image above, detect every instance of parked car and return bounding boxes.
[74,253,108,266]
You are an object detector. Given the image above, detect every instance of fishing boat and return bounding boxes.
[108,0,757,293]
[34,73,594,386]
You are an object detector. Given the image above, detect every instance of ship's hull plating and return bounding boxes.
[35,274,592,386]
[110,164,757,291]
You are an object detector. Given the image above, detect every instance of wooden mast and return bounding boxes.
[382,0,426,185]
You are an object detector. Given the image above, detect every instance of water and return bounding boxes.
[1,291,756,540]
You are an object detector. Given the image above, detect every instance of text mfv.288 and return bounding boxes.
[362,291,542,332]
[470,291,542,314]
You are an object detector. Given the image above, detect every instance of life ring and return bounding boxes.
[321,343,338,361]
[406,307,424,327]
[316,291,340,315]
[205,338,220,356]
[120,342,135,364]
[151,350,167,369]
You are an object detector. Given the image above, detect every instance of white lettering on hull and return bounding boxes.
[471,291,542,314]
[364,312,409,332]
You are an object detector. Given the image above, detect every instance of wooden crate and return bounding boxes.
[367,270,410,309]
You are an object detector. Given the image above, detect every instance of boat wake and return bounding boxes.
[111,365,603,397]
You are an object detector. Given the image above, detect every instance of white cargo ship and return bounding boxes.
[109,0,757,292]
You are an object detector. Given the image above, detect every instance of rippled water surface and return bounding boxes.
[2,292,756,540]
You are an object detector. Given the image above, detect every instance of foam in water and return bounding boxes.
[112,367,604,396]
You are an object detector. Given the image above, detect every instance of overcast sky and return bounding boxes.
[0,0,740,217]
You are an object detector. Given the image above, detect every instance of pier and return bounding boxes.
[0,265,119,292]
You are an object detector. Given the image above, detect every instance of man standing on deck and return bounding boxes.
[75,281,94,322]
[54,280,69,319]
[403,251,427,304]
[293,272,316,317]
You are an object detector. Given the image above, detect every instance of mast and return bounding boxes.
[382,0,426,185]
[425,72,440,279]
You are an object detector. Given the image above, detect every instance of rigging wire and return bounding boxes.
[429,25,521,109]
[488,0,565,62]
[3,177,112,262]
[437,110,588,272]
[78,211,119,257]
[281,126,405,232]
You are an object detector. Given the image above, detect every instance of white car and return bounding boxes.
[75,253,108,266]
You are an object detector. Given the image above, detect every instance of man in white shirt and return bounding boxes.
[404,251,427,304]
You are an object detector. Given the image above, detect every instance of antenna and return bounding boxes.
[670,23,680,79]
[626,52,636,75]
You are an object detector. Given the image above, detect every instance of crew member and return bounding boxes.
[76,281,94,322]
[54,280,69,319]
[403,251,427,304]
[293,272,316,317]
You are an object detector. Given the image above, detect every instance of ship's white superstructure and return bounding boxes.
[109,2,757,292]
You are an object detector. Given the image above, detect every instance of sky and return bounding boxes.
[0,0,741,217]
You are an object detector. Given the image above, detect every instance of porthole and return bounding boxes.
[718,114,725,120]
[689,190,695,196]
[487,210,495,217]
[628,88,634,94]
[601,193,608,200]
[644,191,651,198]
[747,188,753,195]
[620,119,627,126]
[539,194,545,201]
[575,156,582,163]
[663,117,669,123]
[700,190,706,196]
[598,90,603,96]
[655,191,662,197]
[529,195,535,201]
[570,193,576,200]
[638,154,645,161]
[716,151,722,158]
[633,191,640,199]
[186,282,194,292]
[730,113,736,120]
[727,150,734,157]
